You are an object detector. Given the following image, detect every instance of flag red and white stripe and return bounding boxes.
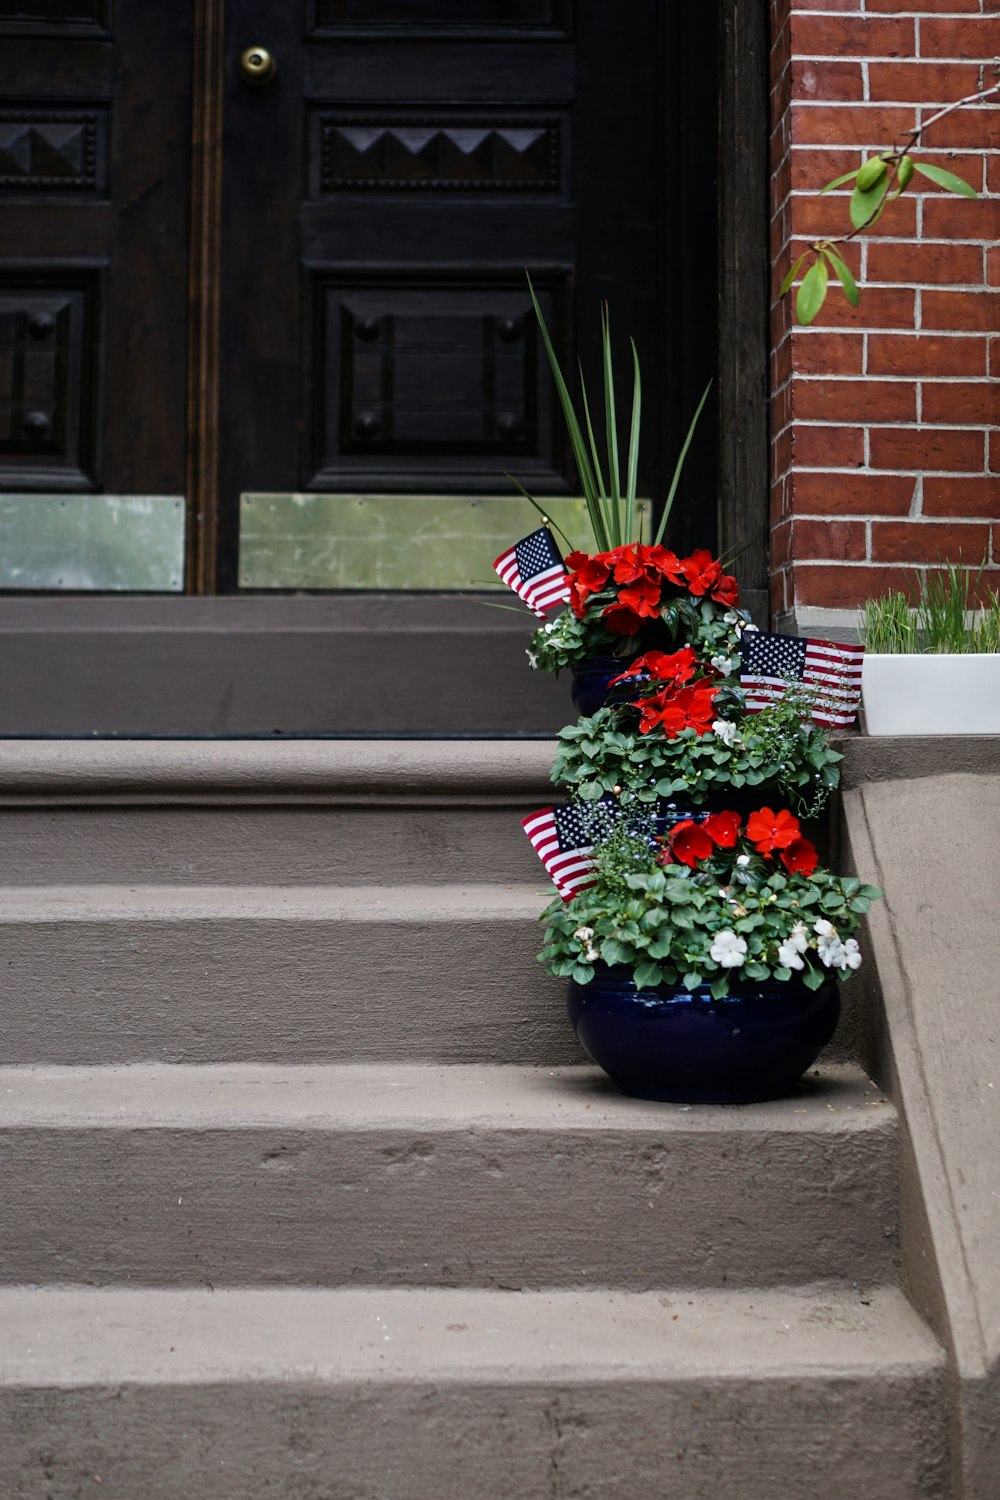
[493,527,571,617]
[522,804,597,901]
[739,631,864,728]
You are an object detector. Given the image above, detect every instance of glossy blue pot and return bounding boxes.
[569,656,638,717]
[567,964,839,1104]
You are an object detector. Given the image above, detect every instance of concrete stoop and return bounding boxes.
[0,1286,945,1500]
[0,740,959,1498]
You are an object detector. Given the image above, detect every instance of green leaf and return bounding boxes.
[822,247,860,308]
[503,474,578,552]
[571,964,596,984]
[682,972,703,991]
[913,161,977,198]
[633,962,664,989]
[856,155,888,193]
[526,274,609,551]
[601,304,622,540]
[779,251,810,296]
[801,965,826,991]
[849,175,890,231]
[601,938,634,966]
[820,167,862,194]
[773,965,793,982]
[625,339,642,532]
[709,975,729,1000]
[744,962,770,981]
[795,257,829,327]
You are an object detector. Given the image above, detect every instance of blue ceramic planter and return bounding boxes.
[569,656,638,717]
[567,964,839,1104]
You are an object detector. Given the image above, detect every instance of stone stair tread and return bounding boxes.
[0,881,551,920]
[0,1060,892,1133]
[0,1284,941,1385]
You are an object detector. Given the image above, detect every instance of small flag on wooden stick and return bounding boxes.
[494,527,571,617]
[739,631,864,729]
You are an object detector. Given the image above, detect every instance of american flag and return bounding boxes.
[739,631,864,729]
[493,527,571,617]
[522,802,597,901]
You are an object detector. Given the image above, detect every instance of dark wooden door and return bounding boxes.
[217,0,702,591]
[0,2,193,511]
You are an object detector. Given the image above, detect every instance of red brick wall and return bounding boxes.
[770,0,1000,626]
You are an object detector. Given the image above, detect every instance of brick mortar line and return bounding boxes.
[793,324,995,333]
[787,235,1000,245]
[792,419,995,429]
[791,58,1000,66]
[792,464,996,476]
[793,371,997,379]
[790,513,1000,524]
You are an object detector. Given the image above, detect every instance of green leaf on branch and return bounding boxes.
[822,247,860,308]
[820,167,862,194]
[912,161,977,198]
[779,252,810,296]
[850,175,890,230]
[856,155,888,193]
[796,256,829,326]
[801,966,826,991]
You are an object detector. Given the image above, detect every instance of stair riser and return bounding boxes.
[0,805,543,885]
[0,1373,945,1500]
[0,1124,899,1289]
[0,913,574,1065]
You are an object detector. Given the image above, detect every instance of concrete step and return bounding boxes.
[0,740,554,886]
[0,1062,898,1290]
[0,1284,946,1499]
[0,883,574,1065]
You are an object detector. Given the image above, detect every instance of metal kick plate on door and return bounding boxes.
[0,493,186,590]
[238,493,651,590]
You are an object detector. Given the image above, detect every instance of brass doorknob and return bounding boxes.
[239,45,277,87]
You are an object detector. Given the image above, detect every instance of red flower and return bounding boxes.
[711,573,739,608]
[780,837,819,876]
[601,603,644,636]
[609,647,697,687]
[635,682,717,737]
[665,819,714,867]
[644,546,686,585]
[608,545,646,586]
[565,551,611,619]
[617,579,662,619]
[746,806,801,854]
[702,810,742,848]
[679,549,723,598]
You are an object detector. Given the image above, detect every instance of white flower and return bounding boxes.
[526,649,539,669]
[840,937,862,971]
[723,611,738,624]
[788,922,809,953]
[736,854,751,867]
[777,941,806,970]
[543,621,556,633]
[814,919,836,939]
[710,929,748,968]
[584,946,600,962]
[742,622,759,634]
[574,926,595,942]
[712,718,740,747]
[711,654,738,675]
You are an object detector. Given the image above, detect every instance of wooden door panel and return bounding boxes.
[308,1,573,38]
[0,1,111,33]
[0,6,193,511]
[308,269,567,492]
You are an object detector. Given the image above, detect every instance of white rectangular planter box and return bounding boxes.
[862,653,1000,735]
